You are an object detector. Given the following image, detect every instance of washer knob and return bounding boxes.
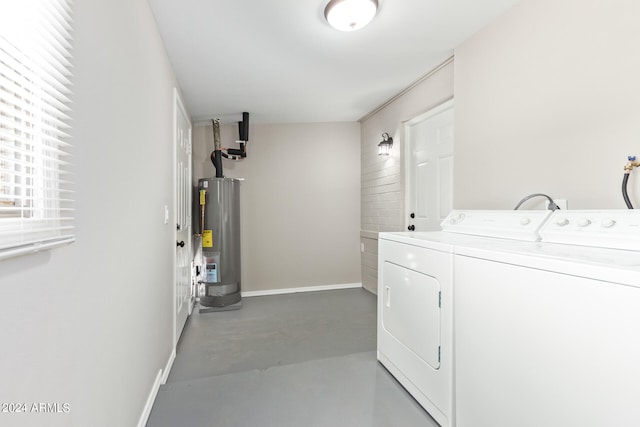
[520,217,531,226]
[577,218,591,227]
[601,218,616,228]
[556,218,569,226]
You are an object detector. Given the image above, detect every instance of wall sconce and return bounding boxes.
[378,133,393,156]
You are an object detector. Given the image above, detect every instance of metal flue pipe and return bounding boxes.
[210,119,223,178]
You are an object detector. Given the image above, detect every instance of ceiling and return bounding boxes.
[148,0,521,125]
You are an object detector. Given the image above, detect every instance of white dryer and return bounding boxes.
[454,210,640,427]
[377,210,552,427]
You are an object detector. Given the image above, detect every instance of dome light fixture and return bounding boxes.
[324,0,378,32]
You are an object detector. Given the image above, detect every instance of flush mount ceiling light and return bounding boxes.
[324,0,378,32]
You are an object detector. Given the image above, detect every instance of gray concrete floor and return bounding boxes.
[147,288,439,427]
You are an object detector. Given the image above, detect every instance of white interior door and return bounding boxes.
[174,89,192,345]
[405,99,454,231]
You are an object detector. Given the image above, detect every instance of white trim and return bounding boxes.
[0,236,74,260]
[137,348,175,427]
[241,282,362,298]
[161,349,176,384]
[360,230,378,240]
[136,369,163,427]
[404,97,455,127]
[359,55,454,122]
[172,87,193,350]
[172,88,178,354]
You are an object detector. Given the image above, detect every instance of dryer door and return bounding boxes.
[377,238,454,427]
[382,262,441,368]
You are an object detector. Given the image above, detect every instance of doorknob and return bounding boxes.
[408,225,415,231]
[177,241,185,248]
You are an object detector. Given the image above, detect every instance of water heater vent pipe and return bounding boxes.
[222,112,250,160]
[211,119,223,178]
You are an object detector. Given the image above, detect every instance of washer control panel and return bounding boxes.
[539,210,640,250]
[441,210,552,241]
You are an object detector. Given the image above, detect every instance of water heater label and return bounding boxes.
[202,230,213,247]
[206,263,218,282]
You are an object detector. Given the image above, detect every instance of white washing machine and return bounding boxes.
[377,210,552,427]
[454,210,640,427]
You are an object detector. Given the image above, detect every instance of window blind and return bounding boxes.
[0,0,74,260]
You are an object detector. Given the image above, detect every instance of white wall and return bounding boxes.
[360,60,454,292]
[455,0,640,209]
[0,1,179,426]
[193,122,361,293]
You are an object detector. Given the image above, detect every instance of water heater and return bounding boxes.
[197,177,241,309]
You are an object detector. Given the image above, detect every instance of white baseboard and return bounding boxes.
[241,282,362,298]
[161,349,176,384]
[137,368,162,427]
[137,348,175,427]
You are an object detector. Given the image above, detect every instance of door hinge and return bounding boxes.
[438,291,441,308]
[438,346,441,363]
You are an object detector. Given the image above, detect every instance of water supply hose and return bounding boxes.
[622,173,633,209]
[513,193,560,210]
[623,156,640,209]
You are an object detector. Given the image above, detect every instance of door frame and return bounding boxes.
[403,97,454,231]
[173,88,193,350]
